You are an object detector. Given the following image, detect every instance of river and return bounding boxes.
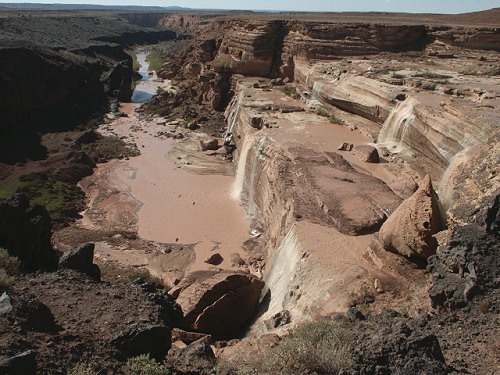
[79,48,251,283]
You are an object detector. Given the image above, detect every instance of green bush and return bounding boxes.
[127,354,169,375]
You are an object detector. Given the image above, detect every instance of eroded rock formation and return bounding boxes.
[378,175,444,260]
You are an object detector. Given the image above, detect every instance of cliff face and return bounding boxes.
[0,42,106,133]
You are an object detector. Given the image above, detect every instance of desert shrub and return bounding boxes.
[68,362,99,375]
[127,354,169,375]
[487,66,500,76]
[219,320,352,375]
[146,48,166,72]
[328,114,345,125]
[391,72,405,79]
[279,85,300,99]
[126,49,141,71]
[412,71,452,79]
[316,109,345,125]
[0,248,20,293]
[0,269,14,293]
[128,269,164,288]
[0,248,21,276]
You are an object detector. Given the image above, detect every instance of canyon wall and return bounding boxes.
[154,13,499,330]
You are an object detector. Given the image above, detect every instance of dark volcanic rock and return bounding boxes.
[205,252,223,265]
[14,294,58,333]
[0,194,57,272]
[352,310,448,375]
[112,324,171,361]
[59,243,101,280]
[169,336,216,373]
[0,269,181,374]
[0,350,37,375]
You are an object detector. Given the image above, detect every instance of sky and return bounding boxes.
[1,0,500,13]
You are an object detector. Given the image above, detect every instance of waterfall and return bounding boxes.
[260,226,302,320]
[378,97,417,153]
[231,134,253,201]
[438,147,471,210]
[232,135,273,221]
[225,92,244,136]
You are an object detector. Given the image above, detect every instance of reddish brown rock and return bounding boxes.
[353,145,380,163]
[389,177,419,199]
[378,175,444,260]
[175,271,264,336]
[293,150,403,235]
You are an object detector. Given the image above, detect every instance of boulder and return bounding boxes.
[251,116,265,130]
[112,324,171,361]
[59,243,101,280]
[0,350,37,375]
[337,142,353,151]
[200,139,220,151]
[176,271,264,336]
[0,194,57,272]
[379,175,444,260]
[264,310,291,330]
[389,177,419,199]
[229,253,245,266]
[205,253,223,265]
[0,292,12,315]
[169,336,216,373]
[353,145,380,163]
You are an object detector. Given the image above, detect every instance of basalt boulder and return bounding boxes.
[58,242,101,280]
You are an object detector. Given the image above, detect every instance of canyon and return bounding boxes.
[0,6,499,375]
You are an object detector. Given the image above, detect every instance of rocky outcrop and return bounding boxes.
[175,271,264,336]
[281,23,427,78]
[0,41,105,133]
[378,175,444,260]
[428,195,499,309]
[351,310,448,374]
[291,149,402,235]
[0,270,182,373]
[430,26,500,51]
[58,243,101,280]
[0,350,37,375]
[0,194,58,272]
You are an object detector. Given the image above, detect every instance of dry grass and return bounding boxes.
[219,319,353,375]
